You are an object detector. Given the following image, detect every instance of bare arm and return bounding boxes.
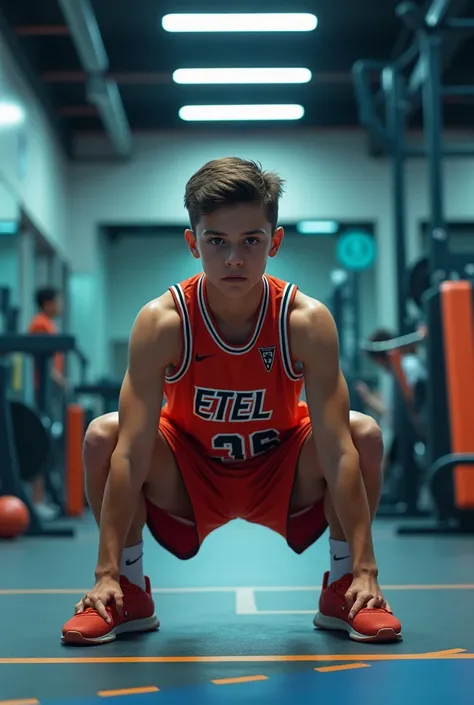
[292,302,377,577]
[95,299,179,581]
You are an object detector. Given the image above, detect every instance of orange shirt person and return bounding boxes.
[28,287,66,391]
[27,287,65,521]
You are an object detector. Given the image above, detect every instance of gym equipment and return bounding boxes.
[0,333,77,537]
[353,0,474,534]
[76,378,121,416]
[360,330,429,518]
[408,257,430,313]
[0,494,30,539]
[0,287,19,334]
[328,270,364,413]
[360,328,426,354]
[10,400,51,481]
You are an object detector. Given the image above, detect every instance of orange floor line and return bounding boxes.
[212,675,268,685]
[0,648,466,665]
[316,663,371,673]
[97,686,159,697]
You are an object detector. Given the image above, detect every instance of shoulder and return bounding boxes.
[289,290,339,364]
[130,290,182,367]
[28,313,52,333]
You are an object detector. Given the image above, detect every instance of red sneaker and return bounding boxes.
[61,576,159,645]
[313,572,402,643]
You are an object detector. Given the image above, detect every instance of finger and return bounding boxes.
[114,591,124,616]
[345,591,355,610]
[349,594,372,619]
[91,597,111,623]
[367,595,384,609]
[75,595,90,614]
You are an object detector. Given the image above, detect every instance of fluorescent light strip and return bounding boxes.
[0,103,24,126]
[173,68,312,85]
[162,13,318,33]
[297,220,340,234]
[179,104,305,122]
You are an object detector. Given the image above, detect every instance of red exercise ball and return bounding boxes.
[0,495,30,539]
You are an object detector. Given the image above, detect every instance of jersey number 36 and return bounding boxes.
[211,429,280,461]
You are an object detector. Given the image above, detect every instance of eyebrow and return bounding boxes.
[202,229,267,236]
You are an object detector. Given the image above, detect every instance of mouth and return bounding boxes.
[222,275,247,281]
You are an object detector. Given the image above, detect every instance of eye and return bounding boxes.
[209,237,225,246]
[245,237,260,245]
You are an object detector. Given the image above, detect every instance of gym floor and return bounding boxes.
[1,515,473,705]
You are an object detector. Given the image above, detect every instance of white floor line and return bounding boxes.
[249,610,315,615]
[235,588,258,615]
[1,584,473,596]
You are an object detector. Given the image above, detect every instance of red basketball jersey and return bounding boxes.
[161,273,308,464]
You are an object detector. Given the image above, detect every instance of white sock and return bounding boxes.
[328,538,352,585]
[120,541,146,591]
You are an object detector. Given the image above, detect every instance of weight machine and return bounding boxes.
[353,0,474,533]
[0,334,78,536]
[0,288,90,537]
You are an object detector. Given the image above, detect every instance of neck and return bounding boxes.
[205,277,264,323]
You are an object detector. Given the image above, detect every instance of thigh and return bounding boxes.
[289,410,368,513]
[89,411,194,521]
[290,429,326,513]
[144,427,194,521]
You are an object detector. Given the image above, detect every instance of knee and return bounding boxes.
[352,414,384,460]
[83,413,118,465]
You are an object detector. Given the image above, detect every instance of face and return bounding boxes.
[45,294,63,318]
[185,203,284,296]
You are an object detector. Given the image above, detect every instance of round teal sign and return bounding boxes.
[336,231,376,271]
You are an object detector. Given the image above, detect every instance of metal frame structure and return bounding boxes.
[353,0,474,531]
[353,0,474,333]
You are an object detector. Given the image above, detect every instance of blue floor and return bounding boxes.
[1,514,474,703]
[37,661,474,705]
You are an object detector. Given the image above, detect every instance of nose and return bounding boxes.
[225,246,244,267]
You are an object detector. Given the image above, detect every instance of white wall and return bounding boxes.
[69,130,392,377]
[67,128,474,379]
[0,34,70,262]
[106,233,376,364]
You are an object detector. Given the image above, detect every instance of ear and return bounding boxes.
[185,229,200,259]
[268,227,284,258]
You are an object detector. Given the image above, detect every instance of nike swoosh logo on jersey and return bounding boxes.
[195,354,214,362]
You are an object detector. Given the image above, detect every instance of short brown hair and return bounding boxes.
[184,157,285,231]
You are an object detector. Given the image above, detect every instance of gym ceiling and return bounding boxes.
[0,0,473,159]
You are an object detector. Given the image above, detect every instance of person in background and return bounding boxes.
[356,328,396,425]
[357,326,427,484]
[27,287,67,521]
[357,326,426,422]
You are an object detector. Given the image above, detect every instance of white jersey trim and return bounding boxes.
[279,283,303,381]
[165,283,193,383]
[197,274,269,355]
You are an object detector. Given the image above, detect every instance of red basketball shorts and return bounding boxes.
[145,415,328,560]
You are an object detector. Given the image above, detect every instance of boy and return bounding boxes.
[62,157,402,645]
